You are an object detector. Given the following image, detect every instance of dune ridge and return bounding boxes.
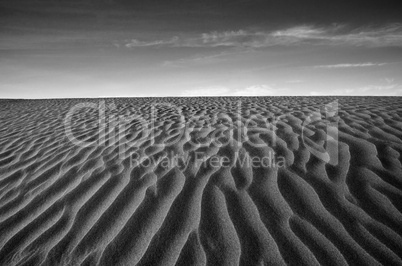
[0,97,402,265]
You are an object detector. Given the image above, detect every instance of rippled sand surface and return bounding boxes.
[0,97,402,265]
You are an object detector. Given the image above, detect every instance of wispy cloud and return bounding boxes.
[310,79,402,96]
[357,83,402,95]
[125,30,261,48]
[180,85,278,96]
[232,85,277,96]
[125,37,179,48]
[314,62,387,68]
[5,23,400,51]
[124,24,402,49]
[180,86,230,96]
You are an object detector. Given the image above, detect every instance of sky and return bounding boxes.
[1,0,402,98]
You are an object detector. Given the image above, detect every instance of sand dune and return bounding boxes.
[0,97,402,265]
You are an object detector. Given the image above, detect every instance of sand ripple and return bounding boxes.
[0,97,402,265]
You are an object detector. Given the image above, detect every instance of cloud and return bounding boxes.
[314,62,387,68]
[180,86,231,96]
[272,26,328,38]
[123,30,268,48]
[385,78,395,84]
[125,30,262,48]
[124,24,402,49]
[310,80,402,96]
[180,85,278,96]
[357,83,402,95]
[125,37,179,48]
[232,85,276,96]
[267,24,402,47]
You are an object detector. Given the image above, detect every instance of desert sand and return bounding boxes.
[0,97,402,266]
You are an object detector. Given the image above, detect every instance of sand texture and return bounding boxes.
[0,97,402,265]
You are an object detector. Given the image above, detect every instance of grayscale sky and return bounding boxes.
[1,0,402,98]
